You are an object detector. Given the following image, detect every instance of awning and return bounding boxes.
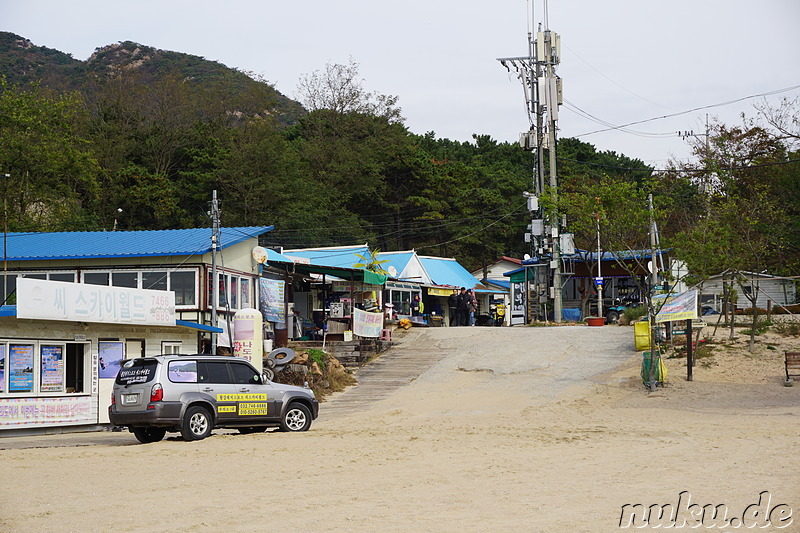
[290,263,387,286]
[176,320,223,333]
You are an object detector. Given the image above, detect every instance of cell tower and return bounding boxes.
[498,0,564,323]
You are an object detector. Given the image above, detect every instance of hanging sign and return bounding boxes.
[259,278,285,324]
[353,308,383,338]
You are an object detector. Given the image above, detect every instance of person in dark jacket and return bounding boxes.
[456,287,469,326]
[448,289,459,326]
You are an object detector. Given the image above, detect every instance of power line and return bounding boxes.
[574,84,800,138]
[557,156,800,174]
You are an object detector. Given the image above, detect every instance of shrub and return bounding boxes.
[623,306,648,322]
[773,321,800,337]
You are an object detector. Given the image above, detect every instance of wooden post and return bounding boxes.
[686,319,693,381]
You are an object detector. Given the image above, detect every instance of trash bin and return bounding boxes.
[641,350,667,386]
[634,321,651,351]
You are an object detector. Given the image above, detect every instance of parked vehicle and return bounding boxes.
[604,297,641,324]
[109,354,319,443]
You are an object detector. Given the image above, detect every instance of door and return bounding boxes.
[197,360,238,423]
[228,361,273,422]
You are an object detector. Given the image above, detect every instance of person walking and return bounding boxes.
[448,289,459,326]
[456,287,469,326]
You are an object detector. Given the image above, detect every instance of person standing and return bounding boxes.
[467,289,477,326]
[411,294,421,316]
[448,289,459,326]
[456,287,469,326]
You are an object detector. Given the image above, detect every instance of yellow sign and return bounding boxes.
[428,287,457,297]
[239,403,269,416]
[218,405,236,413]
[216,393,267,402]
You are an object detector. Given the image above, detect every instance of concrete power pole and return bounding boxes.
[498,1,563,322]
[210,190,220,353]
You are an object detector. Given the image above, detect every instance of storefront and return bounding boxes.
[0,279,217,434]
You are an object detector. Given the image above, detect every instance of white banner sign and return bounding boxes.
[0,396,95,428]
[16,278,176,326]
[353,308,383,338]
[653,289,698,323]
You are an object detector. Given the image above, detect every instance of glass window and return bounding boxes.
[168,360,197,383]
[198,361,231,384]
[25,273,47,280]
[112,272,138,288]
[230,278,238,309]
[230,362,257,384]
[117,359,158,386]
[142,271,168,291]
[219,275,229,307]
[162,342,182,355]
[49,273,75,283]
[240,278,251,308]
[2,274,16,305]
[84,272,109,286]
[170,271,195,306]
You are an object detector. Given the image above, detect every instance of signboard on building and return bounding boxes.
[16,278,175,327]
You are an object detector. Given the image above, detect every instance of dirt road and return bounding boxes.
[2,325,798,532]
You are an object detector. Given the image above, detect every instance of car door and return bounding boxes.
[197,360,238,423]
[228,360,273,423]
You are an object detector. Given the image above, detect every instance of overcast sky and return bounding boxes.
[3,0,799,167]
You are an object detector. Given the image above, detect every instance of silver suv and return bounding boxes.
[109,354,319,443]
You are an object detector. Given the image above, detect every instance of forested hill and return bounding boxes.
[0,32,656,272]
[0,32,304,124]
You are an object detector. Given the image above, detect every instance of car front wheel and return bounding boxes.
[279,403,312,432]
[181,406,213,441]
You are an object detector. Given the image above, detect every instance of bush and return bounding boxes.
[773,321,800,337]
[741,318,773,336]
[623,306,648,322]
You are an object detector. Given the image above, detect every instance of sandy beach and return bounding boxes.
[1,322,798,532]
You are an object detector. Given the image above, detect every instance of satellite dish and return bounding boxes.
[523,253,531,261]
[388,266,398,277]
[647,260,653,273]
[252,246,268,264]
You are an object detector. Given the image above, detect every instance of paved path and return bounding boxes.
[318,329,455,420]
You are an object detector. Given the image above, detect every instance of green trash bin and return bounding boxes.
[641,350,667,387]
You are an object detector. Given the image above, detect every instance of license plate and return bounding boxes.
[122,394,139,405]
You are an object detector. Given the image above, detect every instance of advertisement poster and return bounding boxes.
[40,345,64,392]
[353,308,383,338]
[0,344,5,393]
[9,344,34,393]
[98,341,125,379]
[259,278,286,324]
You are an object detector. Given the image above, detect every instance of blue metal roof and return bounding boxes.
[377,251,415,278]
[485,279,511,289]
[283,245,371,269]
[4,226,273,261]
[418,256,482,288]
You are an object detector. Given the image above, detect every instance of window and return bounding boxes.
[230,278,238,309]
[40,344,65,393]
[142,271,168,291]
[49,273,75,283]
[7,344,34,393]
[168,360,197,383]
[112,272,138,288]
[162,342,182,355]
[84,272,109,286]
[2,274,16,305]
[170,271,195,306]
[230,362,258,384]
[198,361,231,383]
[240,278,251,308]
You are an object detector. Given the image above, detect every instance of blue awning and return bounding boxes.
[176,320,223,333]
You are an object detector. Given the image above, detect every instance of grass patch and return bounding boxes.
[772,320,800,337]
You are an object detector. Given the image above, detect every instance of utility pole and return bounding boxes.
[498,0,563,322]
[2,173,9,306]
[210,190,220,353]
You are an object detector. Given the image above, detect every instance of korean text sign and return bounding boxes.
[16,278,176,326]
